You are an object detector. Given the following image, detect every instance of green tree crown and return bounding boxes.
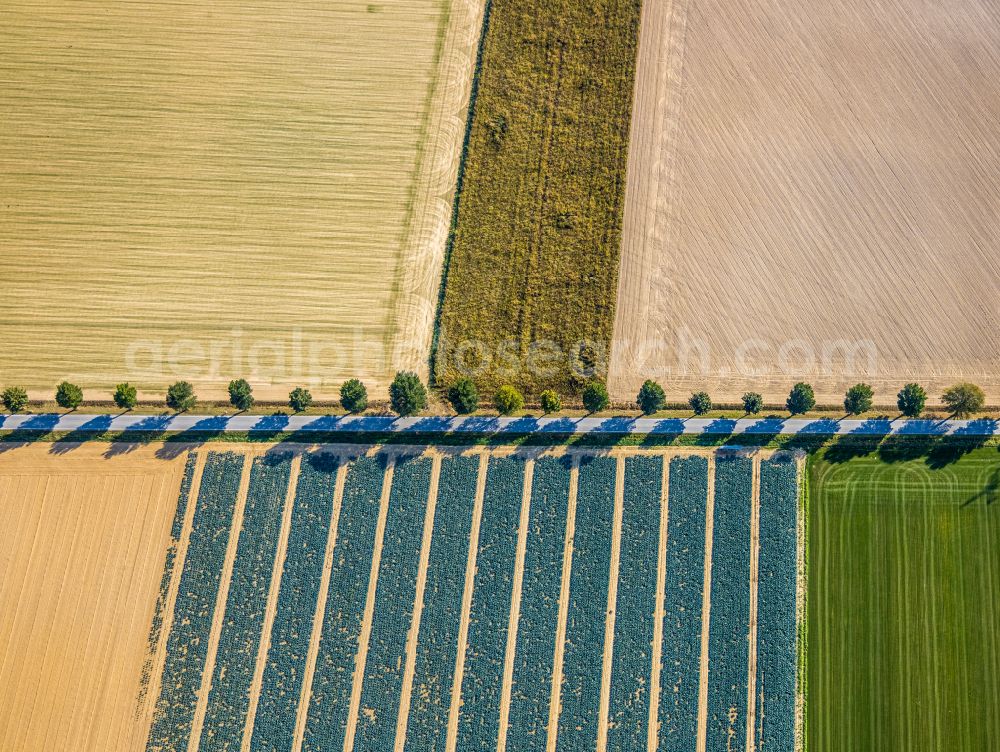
[340,379,369,413]
[390,372,427,417]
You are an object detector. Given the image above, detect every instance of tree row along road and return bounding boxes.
[0,414,996,437]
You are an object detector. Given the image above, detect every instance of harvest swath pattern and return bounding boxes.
[0,0,484,397]
[139,447,800,752]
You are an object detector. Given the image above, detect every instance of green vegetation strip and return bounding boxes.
[808,448,1000,752]
[435,0,642,393]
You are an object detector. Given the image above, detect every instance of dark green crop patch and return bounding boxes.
[435,0,642,395]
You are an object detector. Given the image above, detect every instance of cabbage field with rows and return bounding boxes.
[142,446,801,752]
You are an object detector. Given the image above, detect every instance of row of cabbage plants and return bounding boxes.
[200,455,292,752]
[457,457,526,750]
[354,457,433,749]
[705,456,754,752]
[606,455,662,751]
[251,453,340,752]
[404,456,480,751]
[506,457,572,752]
[138,452,197,713]
[147,452,243,752]
[754,456,798,752]
[659,455,709,752]
[556,456,616,748]
[302,456,388,752]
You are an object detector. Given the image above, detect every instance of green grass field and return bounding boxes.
[808,448,1000,751]
[435,0,641,396]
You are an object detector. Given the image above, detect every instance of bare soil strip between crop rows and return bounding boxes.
[189,453,253,752]
[545,458,579,752]
[343,460,395,752]
[135,450,206,749]
[394,457,442,752]
[745,456,762,752]
[244,453,303,752]
[497,459,534,752]
[647,454,671,752]
[290,458,348,752]
[695,455,716,752]
[597,456,626,752]
[446,453,489,752]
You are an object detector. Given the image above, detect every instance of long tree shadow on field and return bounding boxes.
[0,414,62,453]
[824,417,893,463]
[926,418,999,470]
[785,417,839,454]
[153,416,230,460]
[961,466,1000,506]
[725,416,785,448]
[639,418,684,447]
[103,415,175,457]
[48,415,116,455]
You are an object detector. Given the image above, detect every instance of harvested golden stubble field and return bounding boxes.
[0,0,484,401]
[611,0,1000,405]
[0,444,189,752]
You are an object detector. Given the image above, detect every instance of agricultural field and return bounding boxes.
[0,444,191,752]
[0,0,484,400]
[610,0,1000,404]
[808,447,1000,751]
[0,442,802,751]
[434,0,641,394]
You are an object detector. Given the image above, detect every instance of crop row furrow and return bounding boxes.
[302,456,387,752]
[405,455,480,751]
[147,452,243,752]
[251,453,340,752]
[556,456,615,749]
[354,456,433,749]
[457,456,526,751]
[754,457,798,752]
[507,456,572,752]
[606,455,661,752]
[659,455,709,752]
[705,456,754,752]
[200,454,292,752]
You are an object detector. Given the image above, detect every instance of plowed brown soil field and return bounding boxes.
[611,0,1000,405]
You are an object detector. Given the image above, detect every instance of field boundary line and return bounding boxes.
[545,457,578,752]
[343,459,395,752]
[188,451,253,752]
[745,456,762,752]
[136,450,206,748]
[648,454,670,752]
[597,456,626,751]
[394,456,442,752]
[497,458,534,752]
[695,454,716,752]
[446,452,489,752]
[289,458,348,752]
[243,453,303,752]
[795,457,807,752]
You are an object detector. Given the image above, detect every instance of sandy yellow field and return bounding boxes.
[611,0,1000,405]
[0,0,484,401]
[0,444,188,752]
